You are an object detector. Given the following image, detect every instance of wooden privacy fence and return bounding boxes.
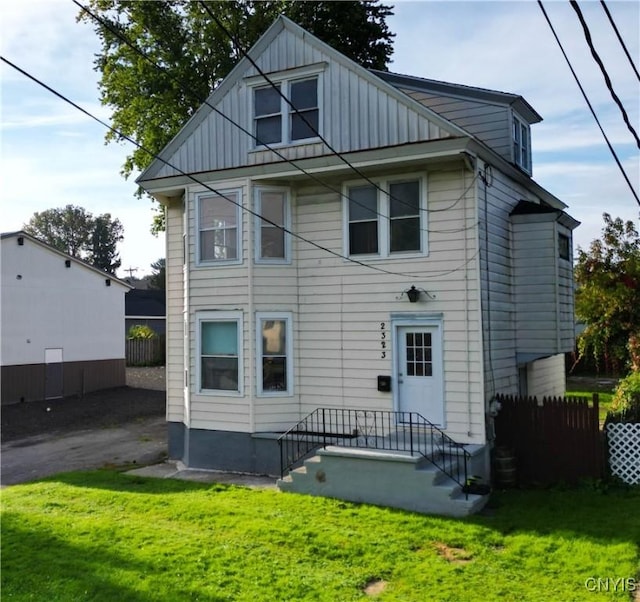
[126,337,165,366]
[494,393,603,486]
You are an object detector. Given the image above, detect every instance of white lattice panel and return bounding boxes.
[607,423,640,485]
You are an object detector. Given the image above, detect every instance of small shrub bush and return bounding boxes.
[127,325,156,340]
[606,371,640,424]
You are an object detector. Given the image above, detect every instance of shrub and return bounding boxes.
[606,372,640,424]
[127,325,156,340]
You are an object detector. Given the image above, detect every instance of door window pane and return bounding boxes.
[405,331,433,378]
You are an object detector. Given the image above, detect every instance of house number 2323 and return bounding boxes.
[380,322,387,359]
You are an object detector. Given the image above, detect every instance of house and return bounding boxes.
[125,288,166,336]
[1,231,131,404]
[137,17,578,515]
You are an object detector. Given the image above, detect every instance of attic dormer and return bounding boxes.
[512,112,531,174]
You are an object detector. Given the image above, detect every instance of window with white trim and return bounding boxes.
[197,190,241,264]
[256,312,293,396]
[255,188,290,262]
[254,77,319,146]
[513,115,531,173]
[198,312,242,394]
[346,177,426,257]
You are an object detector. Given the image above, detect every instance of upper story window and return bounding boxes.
[345,177,426,258]
[513,115,531,173]
[197,189,242,265]
[255,187,291,263]
[558,233,571,261]
[254,77,319,146]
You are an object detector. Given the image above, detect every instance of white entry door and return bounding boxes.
[396,325,444,426]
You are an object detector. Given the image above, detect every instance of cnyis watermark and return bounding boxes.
[584,577,638,593]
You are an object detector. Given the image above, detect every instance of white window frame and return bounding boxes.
[254,186,292,264]
[196,311,243,396]
[195,188,243,266]
[513,114,531,173]
[342,174,428,260]
[256,312,293,397]
[248,64,325,149]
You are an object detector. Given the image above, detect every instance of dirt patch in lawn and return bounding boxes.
[434,542,474,564]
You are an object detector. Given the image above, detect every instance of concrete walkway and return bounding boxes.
[127,461,277,489]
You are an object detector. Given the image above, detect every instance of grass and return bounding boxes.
[2,470,639,601]
[566,389,614,425]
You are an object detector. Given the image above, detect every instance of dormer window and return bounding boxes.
[513,115,531,173]
[253,76,319,146]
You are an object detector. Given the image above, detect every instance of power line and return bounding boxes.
[74,0,477,237]
[600,0,640,82]
[537,1,639,206]
[197,1,445,219]
[3,54,482,281]
[570,0,640,149]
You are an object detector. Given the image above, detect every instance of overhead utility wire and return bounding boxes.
[570,0,640,148]
[198,1,447,218]
[537,1,639,206]
[75,0,476,236]
[1,55,442,280]
[600,0,640,82]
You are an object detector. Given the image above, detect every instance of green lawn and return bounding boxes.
[2,470,639,601]
[566,390,614,425]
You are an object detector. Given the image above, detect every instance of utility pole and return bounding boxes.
[124,266,138,278]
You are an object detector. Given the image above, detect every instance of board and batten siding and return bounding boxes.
[402,89,511,163]
[152,27,451,180]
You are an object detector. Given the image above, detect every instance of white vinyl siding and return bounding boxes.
[196,190,242,265]
[255,187,291,263]
[256,312,293,396]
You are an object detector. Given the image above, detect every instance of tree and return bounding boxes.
[575,213,640,374]
[77,1,395,232]
[24,205,124,275]
[90,213,124,273]
[148,258,166,290]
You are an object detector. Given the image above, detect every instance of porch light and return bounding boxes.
[397,285,435,303]
[406,285,420,303]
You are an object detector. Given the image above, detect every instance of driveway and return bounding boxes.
[1,369,167,486]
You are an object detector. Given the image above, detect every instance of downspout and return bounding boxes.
[248,181,255,433]
[463,165,473,439]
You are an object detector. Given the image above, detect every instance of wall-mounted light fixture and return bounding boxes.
[65,260,71,268]
[105,278,111,287]
[397,285,435,303]
[17,236,24,246]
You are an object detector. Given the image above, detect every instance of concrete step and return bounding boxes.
[277,445,489,517]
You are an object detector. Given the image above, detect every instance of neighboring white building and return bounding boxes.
[137,17,579,482]
[1,231,131,404]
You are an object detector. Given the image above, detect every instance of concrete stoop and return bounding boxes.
[277,445,489,517]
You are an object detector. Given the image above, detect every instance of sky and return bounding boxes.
[1,1,638,279]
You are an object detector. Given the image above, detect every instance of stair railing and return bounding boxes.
[277,408,470,496]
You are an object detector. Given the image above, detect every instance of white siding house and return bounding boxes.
[137,16,578,483]
[0,232,131,404]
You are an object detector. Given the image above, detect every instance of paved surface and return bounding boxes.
[1,416,168,486]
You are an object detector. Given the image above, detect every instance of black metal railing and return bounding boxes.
[277,408,470,495]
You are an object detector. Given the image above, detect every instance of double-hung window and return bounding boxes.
[253,76,319,146]
[513,115,531,173]
[346,177,426,257]
[197,190,241,264]
[256,312,293,396]
[255,188,290,262]
[198,312,243,394]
